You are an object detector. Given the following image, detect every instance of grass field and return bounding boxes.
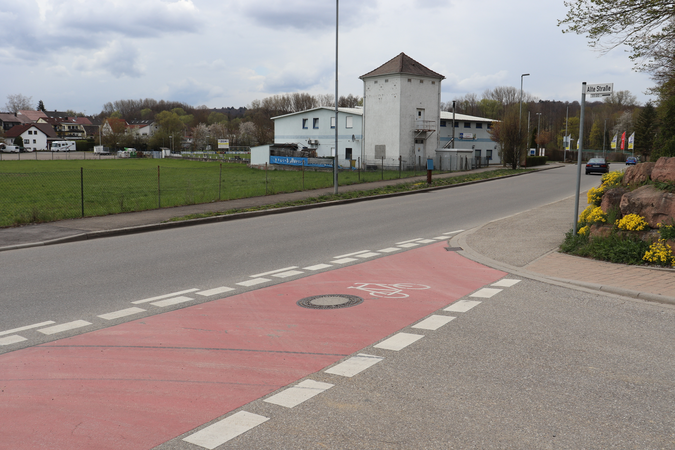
[0,158,430,227]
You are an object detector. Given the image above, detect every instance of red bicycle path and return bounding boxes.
[0,242,506,449]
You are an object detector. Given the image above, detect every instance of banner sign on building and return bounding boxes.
[217,139,230,149]
[270,156,333,168]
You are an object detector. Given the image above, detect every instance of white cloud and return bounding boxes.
[73,40,143,78]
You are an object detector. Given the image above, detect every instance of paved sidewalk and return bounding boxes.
[455,196,675,305]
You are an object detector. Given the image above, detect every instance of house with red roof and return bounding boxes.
[3,123,58,151]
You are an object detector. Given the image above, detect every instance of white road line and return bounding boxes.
[355,252,380,258]
[272,270,304,278]
[132,289,199,305]
[0,335,27,346]
[150,296,194,307]
[417,239,436,244]
[334,250,370,259]
[303,263,333,271]
[470,288,503,298]
[325,354,384,377]
[374,333,424,351]
[444,300,481,312]
[412,315,456,330]
[492,279,521,288]
[0,321,56,337]
[432,236,449,240]
[396,238,423,244]
[443,230,464,235]
[398,243,420,248]
[377,247,402,253]
[331,257,358,264]
[197,287,235,297]
[98,307,146,321]
[263,380,334,408]
[251,266,299,278]
[38,320,92,335]
[183,411,269,449]
[236,278,271,287]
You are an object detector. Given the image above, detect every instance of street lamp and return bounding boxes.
[519,74,530,164]
[536,112,542,156]
[169,135,173,154]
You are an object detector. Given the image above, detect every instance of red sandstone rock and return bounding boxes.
[600,187,628,214]
[622,162,655,186]
[619,185,675,228]
[651,157,675,183]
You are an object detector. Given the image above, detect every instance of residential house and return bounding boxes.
[127,120,159,138]
[15,110,48,123]
[438,112,498,164]
[3,123,58,151]
[0,113,22,132]
[37,117,86,140]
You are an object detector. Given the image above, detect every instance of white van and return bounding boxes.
[0,143,20,153]
[50,141,76,152]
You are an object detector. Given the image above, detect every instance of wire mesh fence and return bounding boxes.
[0,154,489,227]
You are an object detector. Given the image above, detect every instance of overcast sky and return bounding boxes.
[0,0,656,115]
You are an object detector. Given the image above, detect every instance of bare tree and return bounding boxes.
[489,105,527,169]
[5,94,33,113]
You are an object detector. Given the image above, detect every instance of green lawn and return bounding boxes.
[0,158,432,227]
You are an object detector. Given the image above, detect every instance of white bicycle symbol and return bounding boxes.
[347,283,430,298]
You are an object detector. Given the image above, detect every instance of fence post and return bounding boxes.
[80,167,84,217]
[219,163,222,201]
[358,157,360,181]
[302,160,305,190]
[399,155,402,178]
[157,166,161,209]
[381,156,384,180]
[265,162,268,195]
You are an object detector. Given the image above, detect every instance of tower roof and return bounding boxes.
[360,53,445,80]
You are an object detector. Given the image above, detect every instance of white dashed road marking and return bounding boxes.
[398,243,420,248]
[183,411,269,449]
[38,320,92,335]
[444,300,482,312]
[236,278,271,287]
[264,380,334,408]
[470,288,503,298]
[132,289,199,305]
[443,230,464,235]
[355,252,380,258]
[98,307,146,320]
[251,267,299,278]
[331,257,358,264]
[412,315,456,330]
[303,263,333,271]
[377,247,402,253]
[334,250,371,259]
[0,321,56,336]
[374,332,424,351]
[0,335,27,346]
[150,296,194,307]
[197,287,235,296]
[492,279,521,287]
[272,270,304,279]
[325,354,384,377]
[396,238,423,244]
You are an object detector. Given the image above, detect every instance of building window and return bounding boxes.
[420,80,424,84]
[313,118,319,129]
[432,81,436,85]
[487,122,493,129]
[475,123,483,129]
[346,116,353,129]
[440,120,446,127]
[385,79,389,83]
[475,149,481,158]
[408,79,412,83]
[33,139,36,144]
[374,80,378,84]
[330,117,336,129]
[455,122,459,128]
[486,149,493,160]
[302,118,308,129]
[464,122,471,128]
[345,148,353,160]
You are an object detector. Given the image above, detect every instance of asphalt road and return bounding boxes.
[0,164,600,353]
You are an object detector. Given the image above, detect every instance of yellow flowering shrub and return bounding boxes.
[616,214,648,231]
[587,186,604,206]
[579,206,607,224]
[643,239,675,267]
[577,225,590,236]
[601,171,623,189]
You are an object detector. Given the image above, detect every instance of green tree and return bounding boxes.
[208,112,227,124]
[589,120,604,149]
[489,105,527,169]
[37,100,45,112]
[633,101,658,159]
[14,136,24,148]
[558,0,675,73]
[652,86,675,158]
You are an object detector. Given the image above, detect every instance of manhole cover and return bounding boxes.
[297,294,364,310]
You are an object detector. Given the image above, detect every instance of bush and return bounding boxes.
[525,156,548,167]
[561,230,651,265]
[76,140,94,152]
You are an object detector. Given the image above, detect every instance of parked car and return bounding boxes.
[585,157,609,175]
[626,156,638,165]
[0,144,21,153]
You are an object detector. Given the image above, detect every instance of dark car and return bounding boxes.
[585,157,609,175]
[626,156,638,165]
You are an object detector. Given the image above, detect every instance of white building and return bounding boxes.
[265,53,500,169]
[271,107,363,168]
[3,123,58,151]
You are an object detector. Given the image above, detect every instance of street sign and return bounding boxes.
[585,83,613,98]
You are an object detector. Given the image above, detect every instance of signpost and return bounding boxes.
[573,82,613,235]
[217,139,229,150]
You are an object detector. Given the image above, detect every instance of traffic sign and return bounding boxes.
[585,83,613,98]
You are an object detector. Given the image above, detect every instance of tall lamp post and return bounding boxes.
[536,112,542,156]
[519,73,530,165]
[333,0,339,195]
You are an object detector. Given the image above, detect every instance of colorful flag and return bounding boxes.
[628,132,635,150]
[611,133,617,150]
[620,132,626,150]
